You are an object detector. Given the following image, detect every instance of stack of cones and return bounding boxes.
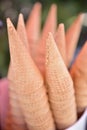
[46,33,77,129]
[26,3,41,58]
[4,2,87,130]
[70,41,87,114]
[5,17,55,130]
[4,14,29,130]
[34,4,57,77]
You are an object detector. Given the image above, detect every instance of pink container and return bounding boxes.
[0,78,9,129]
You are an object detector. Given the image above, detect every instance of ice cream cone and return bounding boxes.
[55,23,67,65]
[26,2,41,58]
[46,33,77,129]
[5,16,27,130]
[35,4,57,76]
[70,41,87,114]
[7,18,55,130]
[66,14,84,67]
[17,13,29,48]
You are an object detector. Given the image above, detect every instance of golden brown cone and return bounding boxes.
[5,18,28,130]
[26,2,41,57]
[55,23,67,65]
[34,4,57,76]
[46,32,77,129]
[17,13,29,48]
[66,14,84,67]
[70,41,87,114]
[7,18,55,130]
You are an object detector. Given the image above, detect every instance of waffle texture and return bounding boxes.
[70,41,87,114]
[46,33,77,129]
[4,15,29,130]
[6,18,55,130]
[17,14,29,48]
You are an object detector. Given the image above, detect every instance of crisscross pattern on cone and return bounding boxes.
[7,19,55,130]
[17,14,29,48]
[5,14,29,130]
[46,33,77,129]
[70,41,87,113]
[26,2,41,59]
[66,14,84,66]
[55,23,67,65]
[34,4,57,76]
[4,64,28,130]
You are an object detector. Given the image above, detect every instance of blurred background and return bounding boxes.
[0,0,87,77]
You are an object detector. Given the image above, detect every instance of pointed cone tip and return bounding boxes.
[6,18,15,32]
[59,23,64,28]
[18,13,24,20]
[50,3,57,10]
[46,32,55,51]
[7,18,12,27]
[33,2,42,9]
[46,32,60,65]
[17,13,24,24]
[57,23,65,32]
[79,13,85,19]
[48,4,57,16]
[77,13,85,24]
[47,32,53,42]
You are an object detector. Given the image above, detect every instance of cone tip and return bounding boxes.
[79,13,85,18]
[51,3,57,10]
[18,13,24,25]
[7,18,11,26]
[47,32,54,47]
[47,32,53,41]
[34,2,42,9]
[59,23,64,28]
[6,18,13,30]
[19,13,24,19]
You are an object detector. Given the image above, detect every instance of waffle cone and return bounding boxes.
[46,33,77,129]
[26,2,41,58]
[70,41,87,113]
[66,14,84,66]
[35,4,57,76]
[5,15,29,130]
[7,18,55,130]
[55,23,67,65]
[17,14,29,48]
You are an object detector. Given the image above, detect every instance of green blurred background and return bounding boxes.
[0,0,87,77]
